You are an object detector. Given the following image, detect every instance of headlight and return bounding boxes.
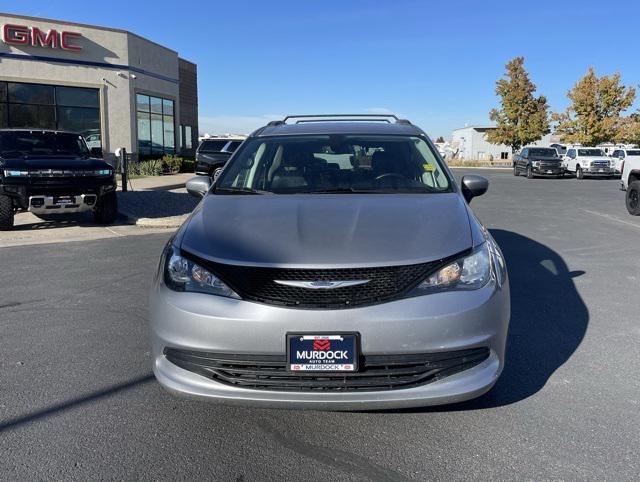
[3,170,29,177]
[164,248,240,298]
[532,161,540,167]
[409,243,492,296]
[96,169,112,176]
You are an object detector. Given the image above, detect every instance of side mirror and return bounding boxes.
[186,176,211,199]
[461,175,489,203]
[90,147,103,158]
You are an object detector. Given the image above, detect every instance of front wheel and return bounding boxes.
[576,166,584,179]
[626,180,640,215]
[526,165,534,179]
[94,191,118,224]
[0,194,14,230]
[212,166,223,181]
[513,164,519,176]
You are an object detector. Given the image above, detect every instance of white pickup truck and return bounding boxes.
[611,148,640,178]
[563,147,615,179]
[619,149,640,215]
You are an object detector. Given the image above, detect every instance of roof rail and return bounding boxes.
[279,114,410,125]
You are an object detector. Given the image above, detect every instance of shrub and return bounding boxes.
[129,159,163,176]
[161,155,183,174]
[128,155,186,177]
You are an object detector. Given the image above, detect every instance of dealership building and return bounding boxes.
[0,12,198,161]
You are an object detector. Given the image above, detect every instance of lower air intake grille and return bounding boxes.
[164,347,490,392]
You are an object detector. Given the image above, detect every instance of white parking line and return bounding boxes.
[581,209,640,230]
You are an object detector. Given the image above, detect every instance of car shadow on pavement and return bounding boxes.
[394,228,589,413]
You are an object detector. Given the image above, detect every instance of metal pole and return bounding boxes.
[120,148,128,192]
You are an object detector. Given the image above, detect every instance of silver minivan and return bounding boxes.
[150,115,510,410]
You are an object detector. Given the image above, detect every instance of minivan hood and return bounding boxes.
[181,193,473,268]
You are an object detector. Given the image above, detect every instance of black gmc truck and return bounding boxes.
[0,129,118,230]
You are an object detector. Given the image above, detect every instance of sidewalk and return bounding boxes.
[118,173,199,228]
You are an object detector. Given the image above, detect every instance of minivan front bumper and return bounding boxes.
[150,277,510,410]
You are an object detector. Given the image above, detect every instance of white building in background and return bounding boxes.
[451,125,554,161]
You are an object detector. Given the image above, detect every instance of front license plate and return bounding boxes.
[54,196,74,205]
[547,170,553,174]
[287,333,358,372]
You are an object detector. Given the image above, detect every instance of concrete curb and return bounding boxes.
[117,208,188,228]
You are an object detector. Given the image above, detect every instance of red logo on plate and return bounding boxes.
[313,339,331,351]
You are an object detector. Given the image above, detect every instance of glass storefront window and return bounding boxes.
[57,107,101,138]
[163,117,175,152]
[136,93,175,157]
[136,94,150,112]
[137,111,152,155]
[8,83,55,104]
[163,99,174,116]
[184,126,192,149]
[56,87,99,108]
[150,96,163,114]
[0,81,101,147]
[0,103,7,128]
[8,104,56,129]
[150,113,164,154]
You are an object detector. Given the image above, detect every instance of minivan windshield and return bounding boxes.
[215,135,452,194]
[0,131,89,159]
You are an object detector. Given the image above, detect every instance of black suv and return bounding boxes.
[194,138,244,179]
[0,129,118,230]
[513,147,564,179]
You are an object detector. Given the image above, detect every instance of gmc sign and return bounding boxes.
[2,24,82,51]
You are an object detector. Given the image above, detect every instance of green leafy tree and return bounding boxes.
[553,67,636,145]
[487,57,550,151]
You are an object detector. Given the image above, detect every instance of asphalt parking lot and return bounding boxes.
[1,169,638,480]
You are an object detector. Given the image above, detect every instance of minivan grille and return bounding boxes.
[164,347,490,392]
[184,251,464,309]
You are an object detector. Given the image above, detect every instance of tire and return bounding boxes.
[212,166,223,181]
[626,180,640,216]
[0,194,14,230]
[576,165,584,179]
[513,164,519,176]
[94,191,118,224]
[526,165,533,179]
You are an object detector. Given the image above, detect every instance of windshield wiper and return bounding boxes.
[214,186,271,195]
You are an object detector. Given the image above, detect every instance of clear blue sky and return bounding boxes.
[6,0,640,138]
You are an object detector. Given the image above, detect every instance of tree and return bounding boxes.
[435,136,445,143]
[553,67,636,145]
[614,113,640,145]
[487,57,550,152]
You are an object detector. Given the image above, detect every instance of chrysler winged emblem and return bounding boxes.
[274,280,370,289]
